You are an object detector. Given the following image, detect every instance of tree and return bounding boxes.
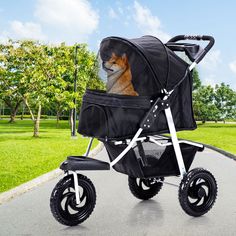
[0,40,53,136]
[0,39,104,136]
[19,41,53,137]
[0,41,23,122]
[192,69,201,91]
[193,85,220,123]
[193,81,236,123]
[45,43,104,129]
[214,83,236,122]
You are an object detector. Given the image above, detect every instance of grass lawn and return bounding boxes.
[178,123,236,155]
[0,120,98,193]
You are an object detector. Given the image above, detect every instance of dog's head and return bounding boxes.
[102,53,129,75]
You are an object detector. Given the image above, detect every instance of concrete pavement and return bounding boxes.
[0,147,236,236]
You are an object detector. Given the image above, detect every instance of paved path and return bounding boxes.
[1,147,236,236]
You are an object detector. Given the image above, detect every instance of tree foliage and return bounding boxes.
[193,82,236,123]
[0,40,24,122]
[192,69,201,91]
[0,39,104,136]
[214,83,236,121]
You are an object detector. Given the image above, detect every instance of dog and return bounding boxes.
[102,53,138,96]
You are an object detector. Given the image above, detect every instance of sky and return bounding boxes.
[0,0,236,90]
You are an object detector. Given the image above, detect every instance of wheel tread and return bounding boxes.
[178,168,217,217]
[128,176,164,200]
[50,174,96,226]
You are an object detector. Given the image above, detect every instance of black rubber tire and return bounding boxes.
[128,176,164,200]
[50,174,96,226]
[179,168,217,217]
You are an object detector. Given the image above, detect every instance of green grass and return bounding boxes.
[0,120,98,193]
[178,123,236,154]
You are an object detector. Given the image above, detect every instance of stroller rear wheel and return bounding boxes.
[178,168,217,217]
[128,176,164,200]
[50,174,96,226]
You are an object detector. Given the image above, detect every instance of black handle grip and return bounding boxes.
[168,35,202,42]
[168,35,215,64]
[196,35,215,63]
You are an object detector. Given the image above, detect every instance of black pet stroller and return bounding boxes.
[50,35,218,226]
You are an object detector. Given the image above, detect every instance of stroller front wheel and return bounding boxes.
[128,176,164,200]
[50,174,96,226]
[178,168,217,217]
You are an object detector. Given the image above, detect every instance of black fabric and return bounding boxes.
[82,90,151,109]
[60,156,110,171]
[78,90,150,139]
[104,142,144,177]
[100,35,189,94]
[104,142,199,178]
[78,71,196,140]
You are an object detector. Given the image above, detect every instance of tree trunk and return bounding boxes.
[3,99,21,123]
[33,103,42,137]
[56,110,60,128]
[22,98,42,137]
[21,102,25,120]
[9,101,22,123]
[23,98,35,121]
[9,113,16,123]
[70,109,74,135]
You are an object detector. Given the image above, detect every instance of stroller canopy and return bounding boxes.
[100,35,189,96]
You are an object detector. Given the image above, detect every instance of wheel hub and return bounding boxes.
[197,187,206,198]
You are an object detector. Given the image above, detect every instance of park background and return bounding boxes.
[0,0,235,193]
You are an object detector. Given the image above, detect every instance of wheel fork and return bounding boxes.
[72,171,81,205]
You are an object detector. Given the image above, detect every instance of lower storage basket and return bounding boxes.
[104,141,200,178]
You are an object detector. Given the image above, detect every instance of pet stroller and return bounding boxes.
[50,35,218,226]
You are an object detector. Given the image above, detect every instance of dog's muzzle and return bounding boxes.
[102,61,114,72]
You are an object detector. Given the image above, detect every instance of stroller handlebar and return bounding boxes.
[167,35,215,64]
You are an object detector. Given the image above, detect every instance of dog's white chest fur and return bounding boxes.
[106,68,125,92]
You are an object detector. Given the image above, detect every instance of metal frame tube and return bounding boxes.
[149,137,203,149]
[156,180,179,187]
[72,171,80,205]
[189,62,197,71]
[165,107,186,178]
[110,128,143,167]
[85,138,94,156]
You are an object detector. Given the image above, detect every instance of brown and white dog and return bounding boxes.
[103,53,138,96]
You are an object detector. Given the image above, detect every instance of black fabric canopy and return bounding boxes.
[100,35,189,95]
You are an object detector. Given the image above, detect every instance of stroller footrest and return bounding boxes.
[60,156,110,171]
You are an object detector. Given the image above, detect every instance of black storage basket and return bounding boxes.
[104,141,199,178]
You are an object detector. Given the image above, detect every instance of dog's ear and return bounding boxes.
[111,52,116,58]
[122,53,128,63]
